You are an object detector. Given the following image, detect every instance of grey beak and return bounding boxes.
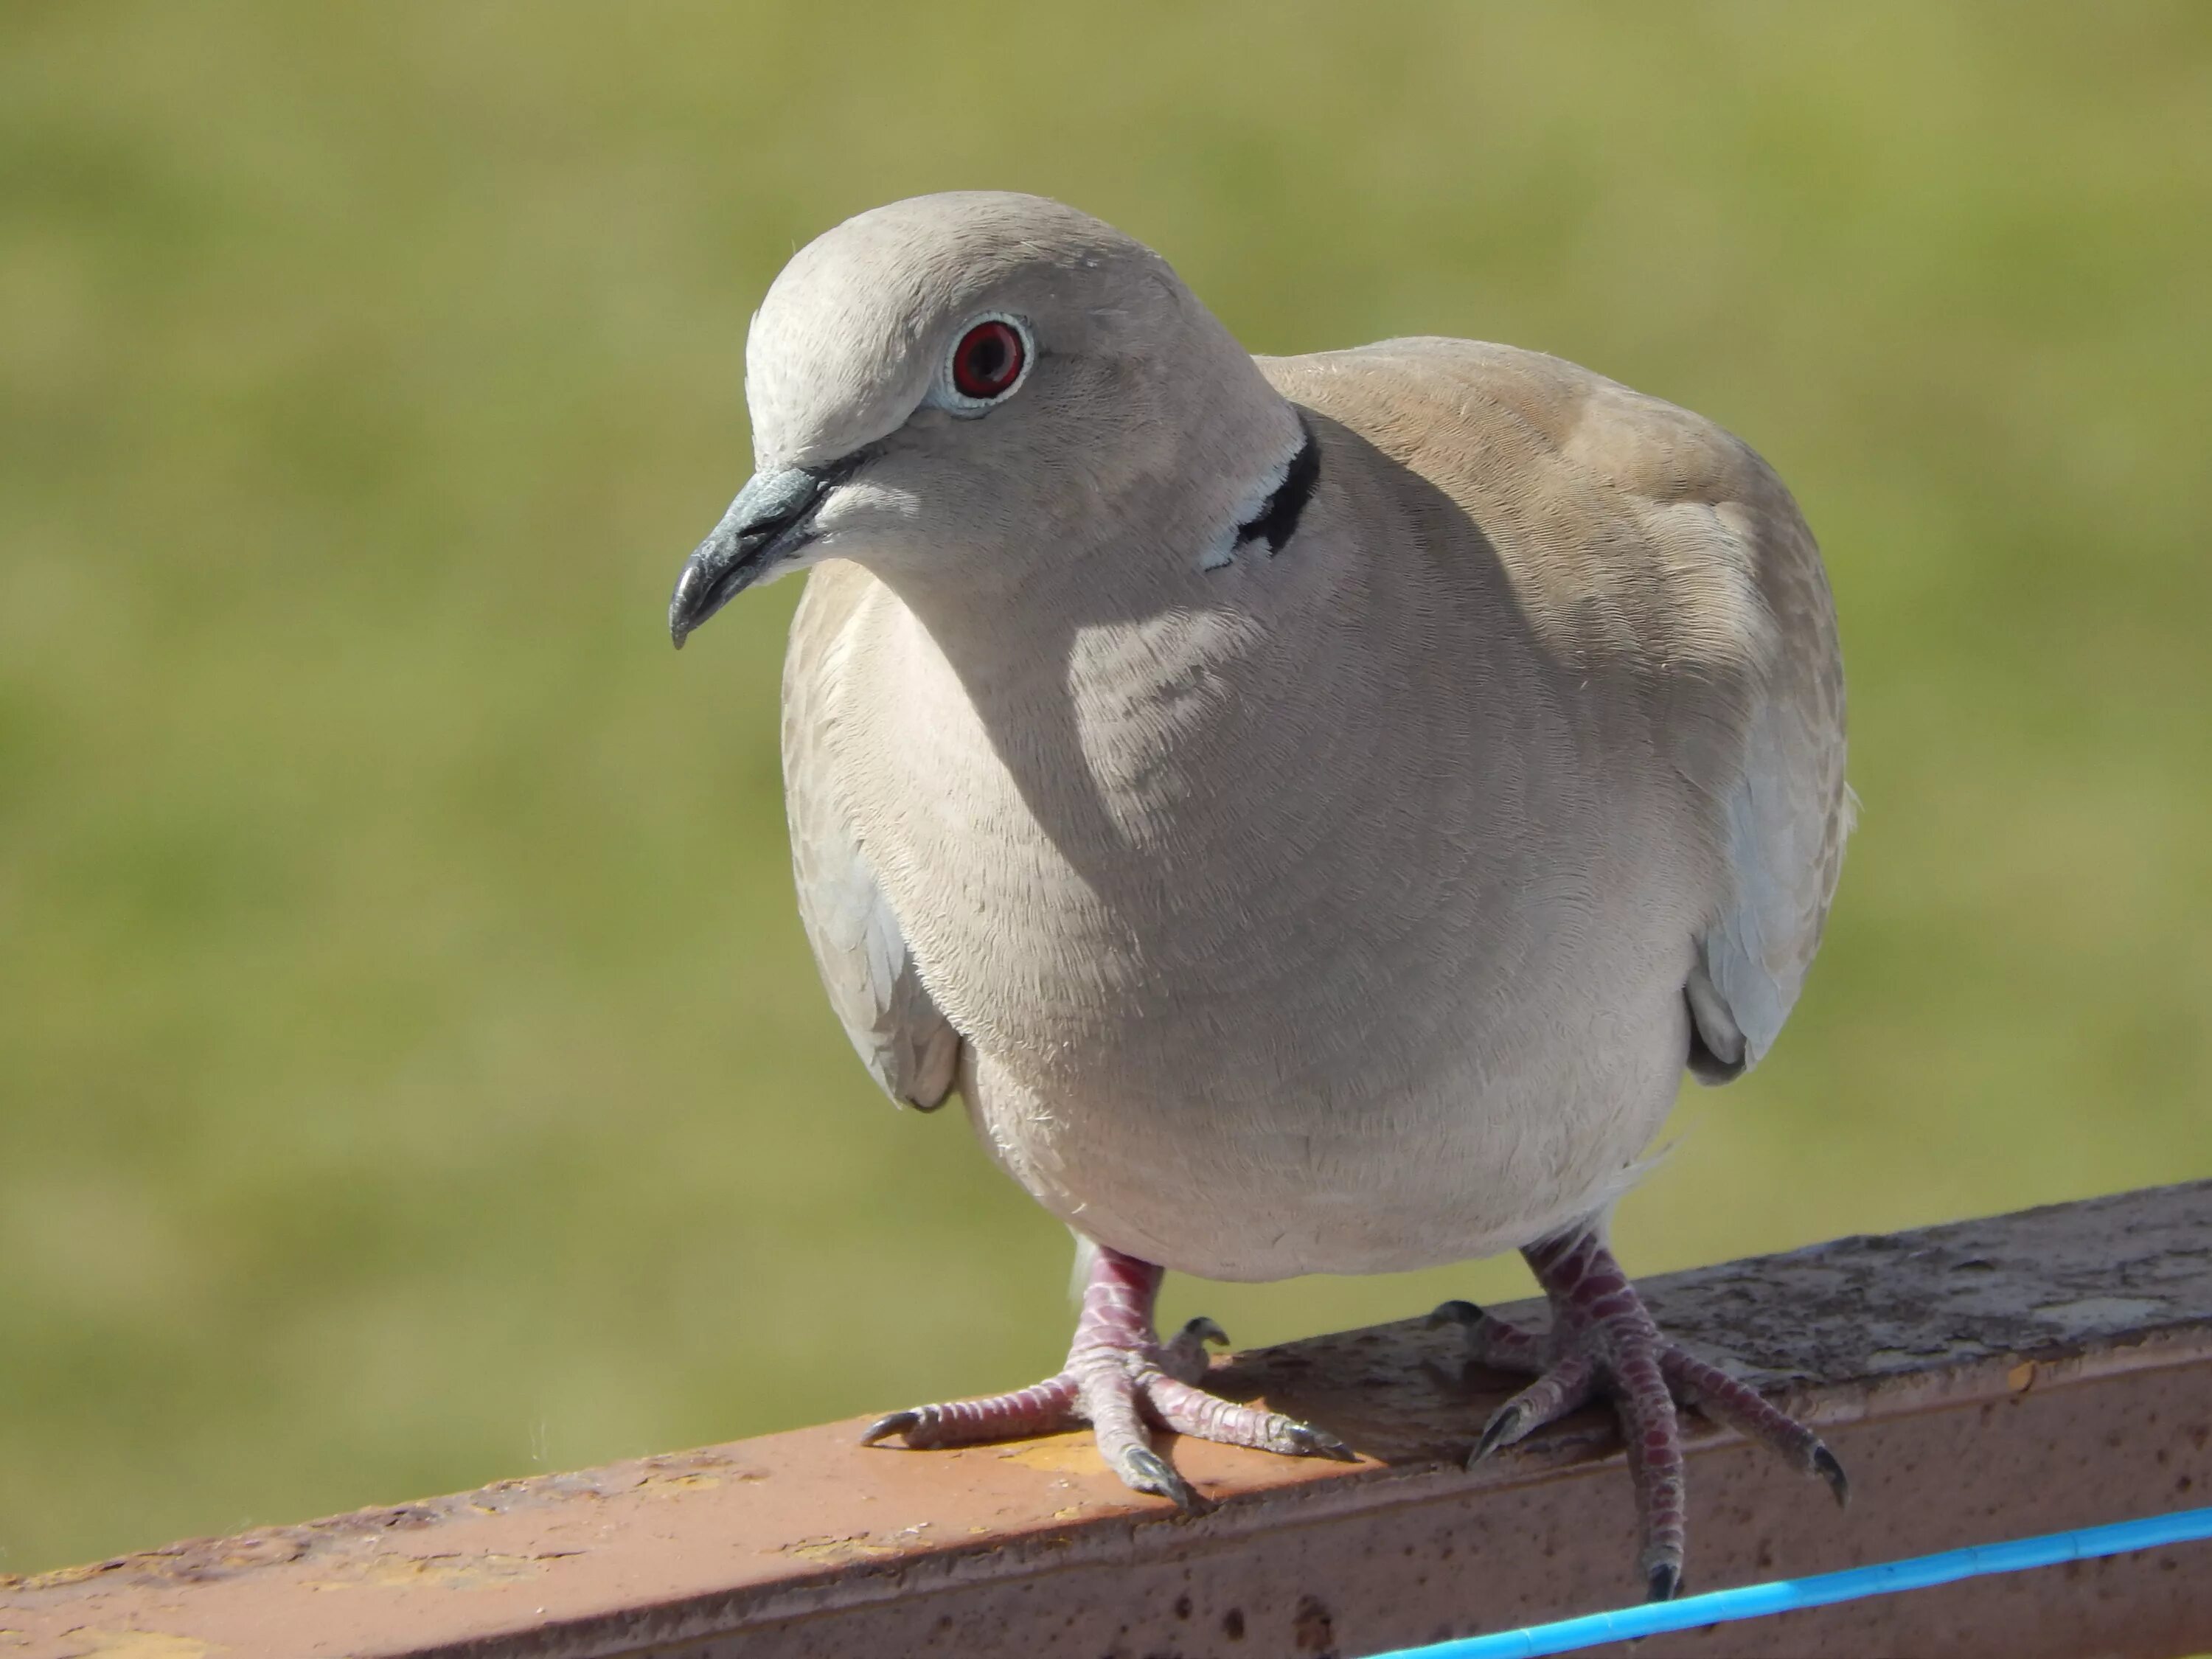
[668,466,834,648]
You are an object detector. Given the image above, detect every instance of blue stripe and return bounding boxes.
[1363,1505,2212,1659]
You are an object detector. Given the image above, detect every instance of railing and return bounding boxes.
[4,1182,2208,1658]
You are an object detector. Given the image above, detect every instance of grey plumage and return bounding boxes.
[669,191,1850,1579]
[732,202,1847,1276]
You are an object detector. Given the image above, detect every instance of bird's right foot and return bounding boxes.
[862,1244,1355,1508]
[1431,1228,1846,1601]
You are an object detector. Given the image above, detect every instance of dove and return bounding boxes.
[667,191,1851,1599]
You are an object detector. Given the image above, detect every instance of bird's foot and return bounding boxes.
[1430,1231,1846,1603]
[862,1245,1354,1509]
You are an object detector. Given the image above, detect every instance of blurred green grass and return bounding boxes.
[2,1,2208,1573]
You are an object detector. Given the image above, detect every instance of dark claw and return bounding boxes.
[1812,1443,1850,1508]
[1469,1402,1526,1466]
[1289,1424,1360,1462]
[1646,1561,1683,1603]
[860,1409,921,1447]
[1181,1315,1231,1347]
[1427,1298,1485,1332]
[1119,1445,1200,1511]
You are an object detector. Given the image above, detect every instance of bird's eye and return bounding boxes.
[947,316,1029,405]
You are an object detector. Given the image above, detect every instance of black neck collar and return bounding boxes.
[1233,417,1321,556]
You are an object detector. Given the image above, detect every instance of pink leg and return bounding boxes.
[1431,1231,1846,1601]
[863,1244,1354,1507]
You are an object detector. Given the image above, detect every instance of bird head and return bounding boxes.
[667,192,1303,647]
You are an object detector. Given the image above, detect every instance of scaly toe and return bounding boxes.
[855,1373,1084,1450]
[1470,1402,1528,1466]
[1427,1298,1485,1331]
[1155,1318,1225,1385]
[1285,1422,1360,1461]
[1117,1444,1201,1511]
[1813,1443,1850,1507]
[1464,1349,1601,1468]
[859,1409,921,1446]
[1429,1298,1550,1373]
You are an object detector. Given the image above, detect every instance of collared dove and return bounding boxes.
[668,192,1850,1600]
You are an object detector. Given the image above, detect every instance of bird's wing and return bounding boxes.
[782,561,962,1109]
[1548,351,1852,1079]
[1677,485,1851,1079]
[1270,338,1850,1080]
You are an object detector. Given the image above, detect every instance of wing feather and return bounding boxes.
[1670,467,1851,1080]
[782,563,961,1109]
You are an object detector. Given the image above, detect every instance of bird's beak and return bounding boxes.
[667,465,835,648]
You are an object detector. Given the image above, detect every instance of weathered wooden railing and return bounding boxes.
[5,1183,2208,1658]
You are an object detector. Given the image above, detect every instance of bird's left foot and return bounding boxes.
[862,1244,1355,1509]
[1431,1231,1846,1602]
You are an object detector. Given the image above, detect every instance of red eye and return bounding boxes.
[951,319,1026,400]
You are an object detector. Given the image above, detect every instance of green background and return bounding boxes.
[3,2,2207,1573]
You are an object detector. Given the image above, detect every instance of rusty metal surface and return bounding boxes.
[3,1181,2208,1659]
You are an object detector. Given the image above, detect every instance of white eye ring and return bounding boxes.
[927,311,1034,414]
